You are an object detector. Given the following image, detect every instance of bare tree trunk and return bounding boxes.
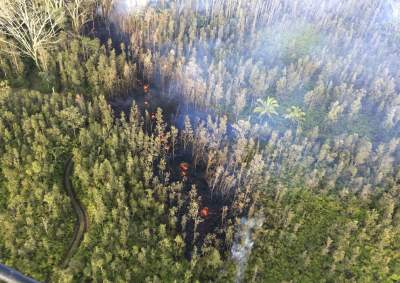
[0,0,64,69]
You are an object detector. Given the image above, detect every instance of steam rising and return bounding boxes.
[105,0,400,192]
[104,0,399,278]
[121,0,150,11]
[390,0,400,20]
[231,216,264,283]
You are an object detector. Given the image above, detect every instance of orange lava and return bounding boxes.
[179,162,190,172]
[200,207,209,218]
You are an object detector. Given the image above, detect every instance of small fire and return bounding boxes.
[179,162,190,178]
[75,94,83,104]
[179,162,190,172]
[159,133,168,143]
[200,207,209,218]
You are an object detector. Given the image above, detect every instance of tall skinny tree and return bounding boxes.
[65,0,96,34]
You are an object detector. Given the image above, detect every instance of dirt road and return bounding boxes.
[61,158,88,268]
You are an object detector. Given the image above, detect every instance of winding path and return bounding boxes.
[61,158,88,268]
[0,159,88,282]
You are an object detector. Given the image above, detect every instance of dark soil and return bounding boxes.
[108,85,235,258]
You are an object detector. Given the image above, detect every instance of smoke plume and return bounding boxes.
[231,216,264,283]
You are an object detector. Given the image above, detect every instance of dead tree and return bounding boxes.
[65,0,96,34]
[0,0,64,69]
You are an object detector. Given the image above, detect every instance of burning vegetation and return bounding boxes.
[0,0,399,282]
[200,207,209,218]
[143,83,150,93]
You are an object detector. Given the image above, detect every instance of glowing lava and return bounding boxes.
[200,207,209,218]
[179,162,190,172]
[144,84,150,93]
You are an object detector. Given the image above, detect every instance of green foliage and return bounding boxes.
[0,1,399,282]
[285,106,306,125]
[253,97,279,118]
[0,88,77,280]
[282,25,321,61]
[0,88,236,282]
[245,188,400,282]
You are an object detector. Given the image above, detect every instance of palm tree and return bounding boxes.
[285,106,306,125]
[253,97,279,118]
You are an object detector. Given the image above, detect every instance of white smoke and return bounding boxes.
[114,0,155,14]
[391,0,400,20]
[123,0,150,11]
[231,216,264,283]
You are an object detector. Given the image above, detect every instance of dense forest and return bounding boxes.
[0,0,399,282]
